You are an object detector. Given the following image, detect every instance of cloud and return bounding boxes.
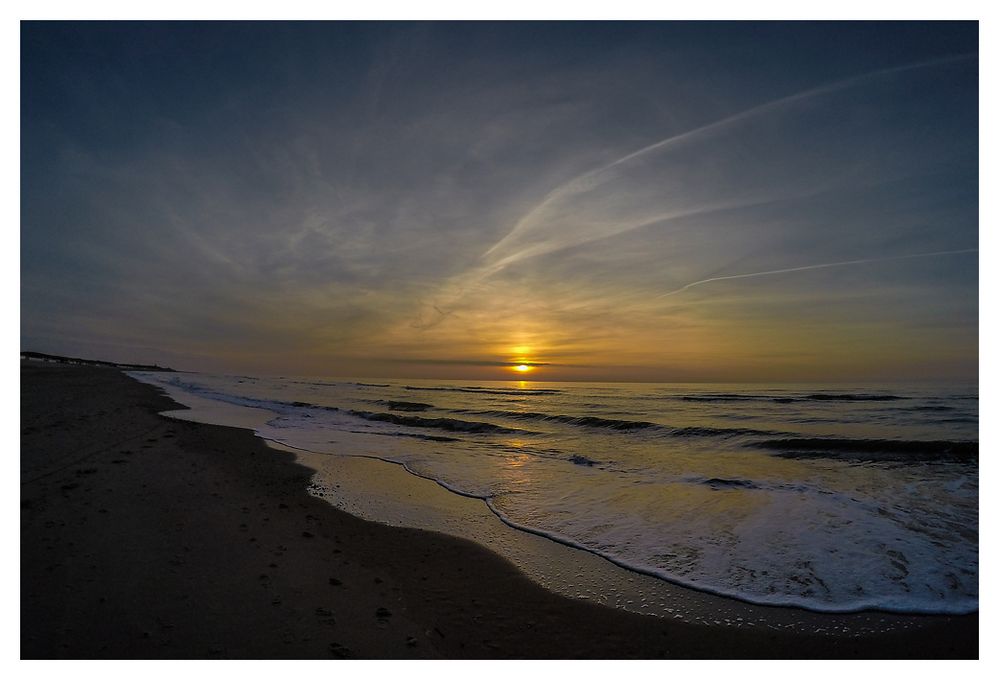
[412,53,976,327]
[21,23,978,379]
[657,248,979,299]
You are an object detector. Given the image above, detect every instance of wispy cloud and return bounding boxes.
[21,23,978,380]
[657,248,979,299]
[409,53,977,337]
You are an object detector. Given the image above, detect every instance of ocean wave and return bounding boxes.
[376,400,435,412]
[464,409,786,438]
[802,393,908,401]
[697,477,760,489]
[290,379,342,387]
[671,425,782,438]
[752,437,978,462]
[347,409,530,434]
[284,400,339,411]
[469,410,661,430]
[678,393,909,403]
[167,387,341,415]
[346,429,462,443]
[403,385,562,396]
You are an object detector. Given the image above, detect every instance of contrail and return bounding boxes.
[413,52,976,329]
[481,52,975,266]
[656,248,978,299]
[598,54,974,176]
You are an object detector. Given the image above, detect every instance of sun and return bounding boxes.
[513,364,532,373]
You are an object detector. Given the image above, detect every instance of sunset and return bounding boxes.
[21,22,977,382]
[20,16,979,663]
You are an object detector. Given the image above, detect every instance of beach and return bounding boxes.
[20,362,978,659]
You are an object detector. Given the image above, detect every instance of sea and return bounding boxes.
[130,371,978,616]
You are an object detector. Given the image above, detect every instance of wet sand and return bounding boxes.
[20,363,978,658]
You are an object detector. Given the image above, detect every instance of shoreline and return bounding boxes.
[21,363,979,658]
[146,371,977,623]
[281,443,972,630]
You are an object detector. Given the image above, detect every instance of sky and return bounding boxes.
[21,21,978,382]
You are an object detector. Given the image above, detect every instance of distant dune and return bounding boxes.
[20,351,175,372]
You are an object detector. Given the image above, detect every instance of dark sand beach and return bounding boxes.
[20,363,978,659]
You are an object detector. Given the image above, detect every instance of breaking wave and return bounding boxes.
[347,409,531,434]
[752,437,978,462]
[403,385,562,396]
[677,392,909,403]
